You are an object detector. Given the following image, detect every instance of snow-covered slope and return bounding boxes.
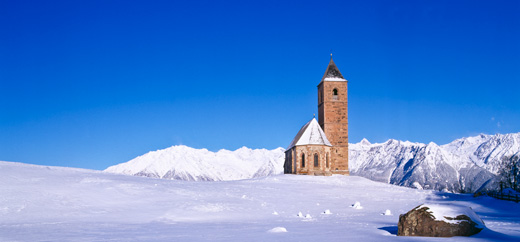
[349,133,520,192]
[105,145,285,181]
[443,133,520,173]
[2,160,519,241]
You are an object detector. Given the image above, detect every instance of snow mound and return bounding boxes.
[382,209,392,216]
[502,188,520,196]
[351,201,363,209]
[412,182,423,190]
[268,227,288,233]
[323,209,332,215]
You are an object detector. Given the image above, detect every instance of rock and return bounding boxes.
[398,203,485,237]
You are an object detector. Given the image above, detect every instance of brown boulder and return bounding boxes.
[398,203,485,237]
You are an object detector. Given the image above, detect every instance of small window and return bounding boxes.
[326,153,329,168]
[302,154,305,168]
[333,89,338,100]
[314,153,319,168]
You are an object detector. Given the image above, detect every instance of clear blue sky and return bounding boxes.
[1,0,519,170]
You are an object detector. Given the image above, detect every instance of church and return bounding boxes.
[284,56,349,176]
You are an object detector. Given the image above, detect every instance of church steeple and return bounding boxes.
[284,55,349,176]
[317,56,349,175]
[321,56,345,81]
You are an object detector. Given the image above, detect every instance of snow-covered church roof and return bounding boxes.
[321,56,347,82]
[287,118,332,150]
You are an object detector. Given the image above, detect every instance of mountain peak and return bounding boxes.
[360,138,371,146]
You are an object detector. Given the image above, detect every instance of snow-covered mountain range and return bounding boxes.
[105,146,285,181]
[349,133,520,193]
[105,132,520,192]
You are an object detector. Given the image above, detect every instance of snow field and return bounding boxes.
[1,161,520,241]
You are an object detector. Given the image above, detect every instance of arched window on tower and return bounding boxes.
[314,153,319,168]
[301,153,305,168]
[333,88,338,100]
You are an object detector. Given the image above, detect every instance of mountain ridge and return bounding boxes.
[105,132,520,192]
[349,132,520,192]
[105,145,285,181]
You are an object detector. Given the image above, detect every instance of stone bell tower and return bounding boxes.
[317,55,349,174]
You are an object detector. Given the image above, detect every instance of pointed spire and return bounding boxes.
[321,55,346,82]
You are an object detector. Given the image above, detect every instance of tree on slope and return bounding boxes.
[498,154,520,192]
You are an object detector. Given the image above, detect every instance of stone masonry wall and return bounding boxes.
[318,80,349,174]
[284,145,332,175]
